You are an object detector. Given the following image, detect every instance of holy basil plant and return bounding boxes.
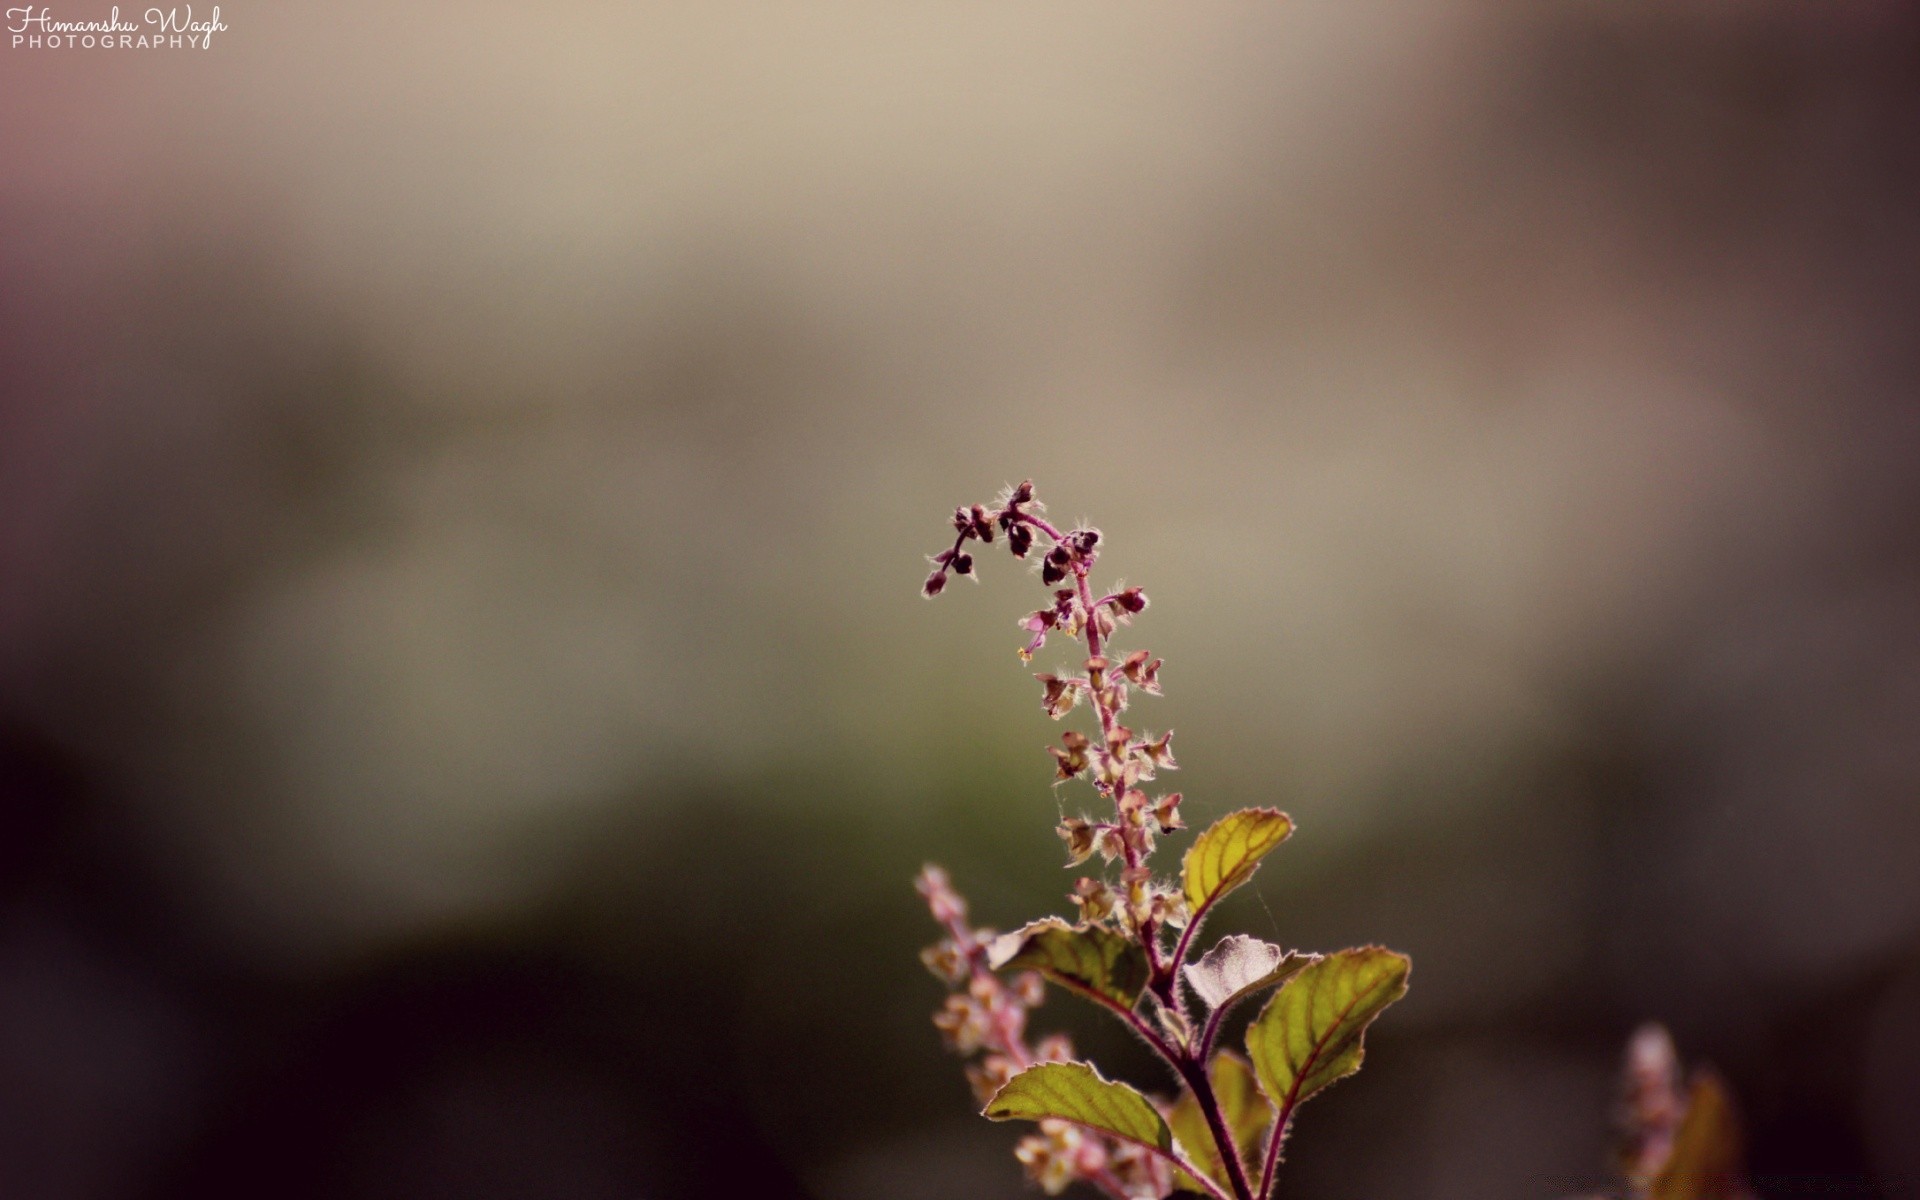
[916,481,1410,1200]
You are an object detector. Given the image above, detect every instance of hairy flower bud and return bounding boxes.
[1071,876,1118,923]
[952,552,974,576]
[1057,816,1098,865]
[1036,673,1083,719]
[1050,730,1091,780]
[1151,792,1184,833]
[970,505,996,542]
[1041,545,1071,585]
[1138,729,1177,773]
[1120,649,1162,695]
[1008,522,1034,558]
[922,570,947,597]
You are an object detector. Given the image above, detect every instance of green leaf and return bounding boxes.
[984,1061,1172,1153]
[1182,808,1294,921]
[1652,1072,1748,1200]
[1245,946,1410,1115]
[1168,1052,1274,1194]
[988,918,1150,1010]
[1183,934,1317,1012]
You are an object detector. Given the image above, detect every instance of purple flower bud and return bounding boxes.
[1011,479,1034,505]
[1008,523,1033,559]
[1115,587,1147,613]
[952,507,972,535]
[1041,545,1071,585]
[952,552,974,575]
[923,570,947,597]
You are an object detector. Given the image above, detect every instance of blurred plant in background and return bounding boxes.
[1568,1024,1751,1200]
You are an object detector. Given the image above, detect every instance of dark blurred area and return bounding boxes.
[3,3,1918,1197]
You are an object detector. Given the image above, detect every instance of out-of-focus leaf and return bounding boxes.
[1183,934,1316,1012]
[1652,1072,1748,1200]
[1182,809,1293,921]
[985,1062,1172,1153]
[1245,946,1410,1115]
[988,918,1149,1009]
[1167,1051,1274,1194]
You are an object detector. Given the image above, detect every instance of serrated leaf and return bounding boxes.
[1182,808,1294,921]
[988,918,1150,1010]
[1183,934,1317,1012]
[1168,1051,1274,1194]
[1652,1072,1748,1200]
[984,1062,1172,1153]
[1245,946,1410,1116]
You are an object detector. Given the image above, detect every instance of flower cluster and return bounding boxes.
[916,866,1168,1198]
[915,482,1410,1200]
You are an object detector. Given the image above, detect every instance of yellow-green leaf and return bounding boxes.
[984,1062,1172,1153]
[1652,1072,1748,1200]
[1168,1051,1274,1194]
[1245,946,1410,1114]
[1182,809,1294,920]
[988,918,1150,1010]
[1183,934,1317,1013]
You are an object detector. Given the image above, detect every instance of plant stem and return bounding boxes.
[1179,1057,1259,1200]
[1007,508,1253,1200]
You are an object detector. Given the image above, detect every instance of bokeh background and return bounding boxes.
[3,3,1918,1197]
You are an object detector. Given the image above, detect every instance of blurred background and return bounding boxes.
[3,2,1918,1197]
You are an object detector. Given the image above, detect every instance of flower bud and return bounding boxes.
[952,552,974,575]
[920,939,969,984]
[1057,816,1097,865]
[1071,877,1118,923]
[1032,1033,1075,1063]
[923,570,947,597]
[933,994,991,1053]
[1010,971,1045,1007]
[1036,673,1083,719]
[1138,730,1177,772]
[1120,650,1162,695]
[915,864,971,926]
[1050,730,1091,780]
[967,1055,1020,1105]
[970,505,995,542]
[1007,522,1034,558]
[1041,545,1071,585]
[1151,792,1184,833]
